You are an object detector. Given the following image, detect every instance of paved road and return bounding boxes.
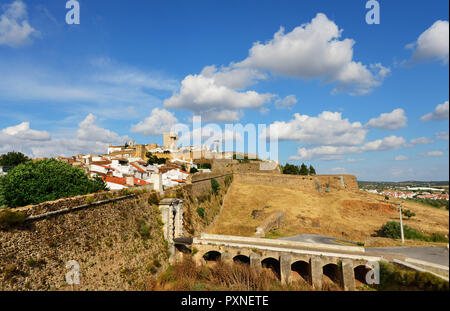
[365,246,449,267]
[281,234,359,246]
[282,234,449,267]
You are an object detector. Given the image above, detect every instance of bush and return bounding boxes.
[148,192,159,206]
[197,206,205,218]
[198,163,211,169]
[0,159,108,208]
[211,178,220,195]
[402,209,416,219]
[138,217,151,239]
[0,209,26,230]
[190,167,199,174]
[376,221,449,243]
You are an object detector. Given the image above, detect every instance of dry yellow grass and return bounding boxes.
[208,182,449,244]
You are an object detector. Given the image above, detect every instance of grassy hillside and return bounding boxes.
[208,182,449,245]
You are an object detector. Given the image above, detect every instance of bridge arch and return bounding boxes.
[291,260,311,283]
[233,255,250,265]
[323,263,341,287]
[261,257,281,279]
[203,251,222,262]
[354,264,373,285]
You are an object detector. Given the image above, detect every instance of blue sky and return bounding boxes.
[0,0,448,181]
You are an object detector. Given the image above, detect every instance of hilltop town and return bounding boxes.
[7,132,275,194]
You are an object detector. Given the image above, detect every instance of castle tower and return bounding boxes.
[163,133,179,150]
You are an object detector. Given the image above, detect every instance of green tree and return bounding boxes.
[282,163,300,175]
[211,178,220,195]
[146,152,167,165]
[0,159,108,208]
[308,165,316,175]
[299,163,309,175]
[0,151,30,167]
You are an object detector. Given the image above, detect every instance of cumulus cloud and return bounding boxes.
[0,115,128,158]
[0,0,39,47]
[366,108,407,130]
[406,20,449,64]
[410,137,434,145]
[77,114,129,144]
[275,95,298,110]
[164,65,273,122]
[435,131,449,141]
[239,13,389,95]
[266,111,367,146]
[293,135,405,160]
[395,155,409,161]
[1,122,50,141]
[361,136,406,152]
[421,101,449,121]
[131,108,179,137]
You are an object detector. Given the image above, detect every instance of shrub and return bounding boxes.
[402,209,416,219]
[0,159,108,208]
[211,178,220,195]
[376,221,449,243]
[189,167,199,174]
[138,218,151,239]
[148,192,159,206]
[0,209,26,230]
[197,206,205,218]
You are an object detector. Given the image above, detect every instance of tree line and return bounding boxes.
[281,163,316,176]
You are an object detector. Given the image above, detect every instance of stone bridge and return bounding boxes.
[159,198,382,291]
[189,234,382,291]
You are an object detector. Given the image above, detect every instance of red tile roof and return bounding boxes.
[94,164,116,171]
[102,176,150,186]
[130,162,146,173]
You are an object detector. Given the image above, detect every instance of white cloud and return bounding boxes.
[421,101,449,121]
[267,111,367,146]
[0,0,39,47]
[0,115,128,158]
[366,108,407,130]
[1,122,50,141]
[410,137,434,145]
[407,20,449,64]
[239,13,389,95]
[395,155,409,161]
[294,146,361,161]
[435,131,449,141]
[77,114,129,144]
[361,136,406,152]
[293,135,405,160]
[275,95,298,110]
[164,65,274,122]
[131,108,179,137]
[420,151,444,157]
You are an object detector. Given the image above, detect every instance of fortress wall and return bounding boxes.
[234,173,359,193]
[0,192,167,291]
